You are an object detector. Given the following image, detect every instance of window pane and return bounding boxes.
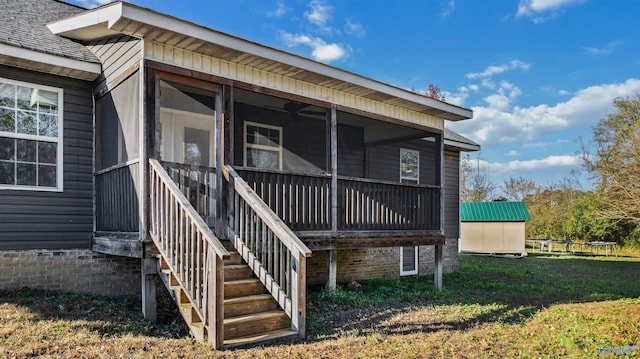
[401,149,419,180]
[38,142,57,164]
[16,139,36,162]
[38,113,58,137]
[16,163,36,186]
[16,86,37,111]
[0,161,14,184]
[0,108,15,132]
[38,90,58,114]
[0,83,15,108]
[38,164,56,187]
[17,110,37,135]
[0,138,14,160]
[248,149,279,170]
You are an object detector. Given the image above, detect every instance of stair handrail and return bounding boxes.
[225,165,312,338]
[149,159,229,348]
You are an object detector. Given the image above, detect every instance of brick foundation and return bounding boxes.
[306,238,459,286]
[0,249,141,297]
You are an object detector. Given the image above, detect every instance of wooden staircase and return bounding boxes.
[158,248,297,347]
[148,159,311,349]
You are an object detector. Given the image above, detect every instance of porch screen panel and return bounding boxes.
[96,72,140,170]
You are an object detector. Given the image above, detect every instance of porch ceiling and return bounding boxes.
[48,2,473,122]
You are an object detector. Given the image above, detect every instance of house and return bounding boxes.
[460,202,531,256]
[0,0,478,348]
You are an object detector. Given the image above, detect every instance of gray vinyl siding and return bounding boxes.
[0,66,94,250]
[88,35,142,90]
[443,148,460,239]
[367,138,439,185]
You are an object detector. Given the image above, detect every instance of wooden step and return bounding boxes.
[224,328,298,348]
[224,294,277,318]
[178,303,202,325]
[225,251,243,265]
[224,264,253,281]
[224,310,290,340]
[224,278,264,299]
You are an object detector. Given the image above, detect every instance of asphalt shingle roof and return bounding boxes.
[0,0,99,63]
[461,202,531,222]
[444,128,480,148]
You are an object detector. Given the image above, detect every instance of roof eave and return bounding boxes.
[48,2,473,121]
[0,44,101,81]
[444,139,481,152]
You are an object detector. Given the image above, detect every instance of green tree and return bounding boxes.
[583,95,640,228]
[460,153,495,202]
[503,176,540,202]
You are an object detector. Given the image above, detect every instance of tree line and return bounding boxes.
[460,95,640,248]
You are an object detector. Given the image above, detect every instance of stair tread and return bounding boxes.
[225,278,260,285]
[224,293,272,304]
[224,328,297,348]
[224,310,288,325]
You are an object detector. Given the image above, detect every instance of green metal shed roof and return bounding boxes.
[460,202,531,222]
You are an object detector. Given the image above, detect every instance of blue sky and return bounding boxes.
[72,0,640,192]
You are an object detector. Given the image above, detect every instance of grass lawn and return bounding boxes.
[1,252,639,358]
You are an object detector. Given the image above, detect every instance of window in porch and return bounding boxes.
[244,121,282,170]
[0,78,63,191]
[400,148,419,184]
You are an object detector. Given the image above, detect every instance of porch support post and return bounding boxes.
[214,90,226,238]
[330,104,338,234]
[141,257,157,322]
[325,249,337,290]
[434,244,443,291]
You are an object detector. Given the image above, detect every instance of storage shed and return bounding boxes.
[460,202,531,255]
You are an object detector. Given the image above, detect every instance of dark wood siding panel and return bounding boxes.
[444,149,460,239]
[337,124,364,177]
[0,67,94,250]
[367,138,439,185]
[233,103,327,173]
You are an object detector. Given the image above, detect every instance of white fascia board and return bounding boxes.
[444,139,481,152]
[0,44,101,77]
[47,2,124,40]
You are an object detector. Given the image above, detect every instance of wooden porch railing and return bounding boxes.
[236,168,331,231]
[237,167,440,232]
[95,160,140,232]
[149,159,230,348]
[338,176,440,230]
[226,166,312,337]
[160,161,216,220]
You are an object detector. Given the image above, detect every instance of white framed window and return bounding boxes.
[0,78,63,191]
[400,148,419,184]
[400,246,419,276]
[243,121,282,170]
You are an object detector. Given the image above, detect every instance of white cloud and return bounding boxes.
[516,0,585,21]
[466,60,531,79]
[505,150,521,157]
[583,41,622,56]
[305,0,334,30]
[266,1,288,17]
[280,32,347,62]
[345,19,366,37]
[450,78,640,147]
[442,0,456,17]
[480,154,582,175]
